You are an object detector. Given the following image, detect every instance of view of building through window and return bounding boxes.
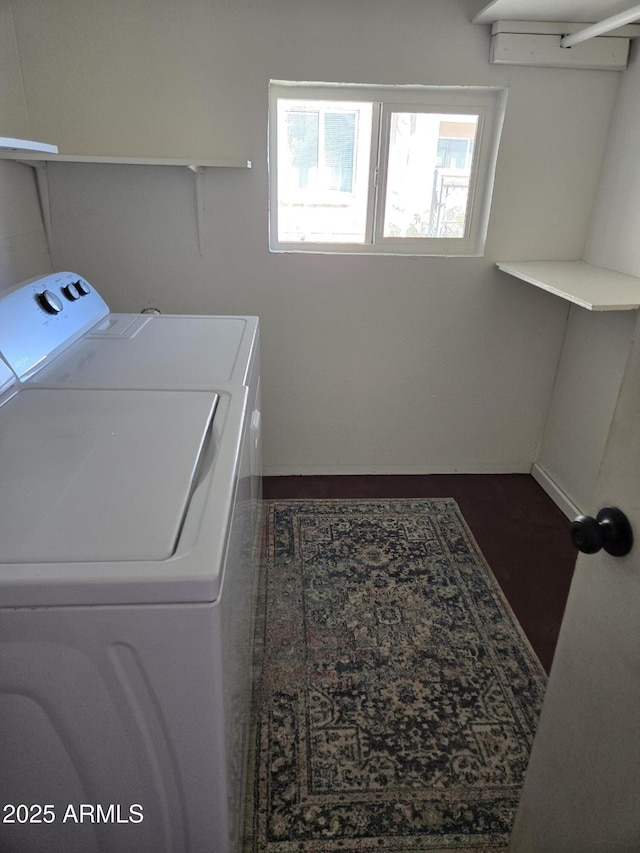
[383,113,478,240]
[276,99,478,245]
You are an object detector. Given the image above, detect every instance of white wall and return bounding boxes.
[537,44,640,513]
[586,46,640,274]
[7,0,621,475]
[0,162,51,290]
[0,1,28,138]
[0,2,51,291]
[537,305,636,512]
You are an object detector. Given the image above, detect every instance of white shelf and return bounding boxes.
[0,150,251,257]
[0,137,58,154]
[497,260,640,311]
[0,151,251,168]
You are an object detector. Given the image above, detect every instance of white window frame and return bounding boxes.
[269,81,507,257]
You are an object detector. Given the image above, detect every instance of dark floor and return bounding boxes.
[263,474,578,674]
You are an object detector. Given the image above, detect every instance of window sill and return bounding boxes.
[271,238,484,257]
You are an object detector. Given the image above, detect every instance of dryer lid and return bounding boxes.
[33,315,257,388]
[0,388,218,563]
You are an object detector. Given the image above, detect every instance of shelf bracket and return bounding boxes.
[188,165,206,256]
[18,159,53,256]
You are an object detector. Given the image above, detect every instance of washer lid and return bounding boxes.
[0,388,218,563]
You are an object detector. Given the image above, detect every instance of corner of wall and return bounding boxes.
[1,1,31,140]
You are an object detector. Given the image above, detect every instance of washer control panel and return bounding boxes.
[0,272,109,380]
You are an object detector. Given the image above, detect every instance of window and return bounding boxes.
[269,82,507,256]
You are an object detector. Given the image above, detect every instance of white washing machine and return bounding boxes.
[0,272,261,853]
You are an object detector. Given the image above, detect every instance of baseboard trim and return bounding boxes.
[531,463,581,520]
[263,464,532,477]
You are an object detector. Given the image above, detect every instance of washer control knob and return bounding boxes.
[37,289,63,314]
[62,283,80,301]
[74,279,90,296]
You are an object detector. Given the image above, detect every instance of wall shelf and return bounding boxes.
[496,260,640,311]
[0,151,251,168]
[0,151,252,257]
[0,137,58,154]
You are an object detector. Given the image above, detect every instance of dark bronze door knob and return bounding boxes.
[571,506,633,557]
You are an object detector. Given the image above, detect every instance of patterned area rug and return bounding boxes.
[244,499,546,853]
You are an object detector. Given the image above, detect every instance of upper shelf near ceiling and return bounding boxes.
[471,1,640,69]
[472,0,637,25]
[497,260,640,310]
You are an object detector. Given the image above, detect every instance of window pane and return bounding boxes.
[277,99,372,243]
[323,112,355,192]
[287,111,318,189]
[383,113,478,239]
